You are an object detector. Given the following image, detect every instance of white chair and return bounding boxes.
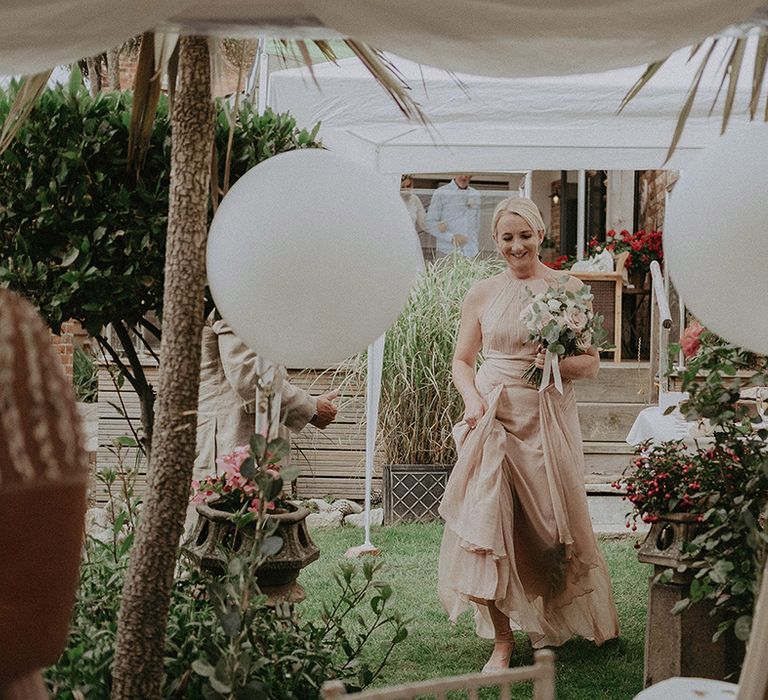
[320,649,556,700]
[634,559,768,700]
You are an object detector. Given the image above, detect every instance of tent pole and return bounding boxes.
[577,169,586,260]
[257,35,269,116]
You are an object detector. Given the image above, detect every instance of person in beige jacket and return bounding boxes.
[193,310,338,482]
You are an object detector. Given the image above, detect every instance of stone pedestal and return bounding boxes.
[643,578,727,687]
[638,513,743,687]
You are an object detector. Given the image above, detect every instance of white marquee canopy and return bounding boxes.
[269,38,761,174]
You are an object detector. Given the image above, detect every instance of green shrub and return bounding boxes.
[658,334,768,643]
[46,436,408,699]
[0,72,321,447]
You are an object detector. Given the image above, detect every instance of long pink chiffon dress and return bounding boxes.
[438,270,620,648]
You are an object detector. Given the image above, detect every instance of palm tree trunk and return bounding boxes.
[107,47,121,90]
[111,35,214,699]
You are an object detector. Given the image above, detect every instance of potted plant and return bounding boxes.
[354,253,503,523]
[613,329,768,682]
[589,228,663,289]
[183,434,319,601]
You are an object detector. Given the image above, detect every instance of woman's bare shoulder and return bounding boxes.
[463,272,507,307]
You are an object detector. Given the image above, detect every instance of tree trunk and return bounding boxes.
[107,47,121,90]
[86,56,101,95]
[111,35,213,699]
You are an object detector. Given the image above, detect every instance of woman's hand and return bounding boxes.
[463,394,488,430]
[534,344,547,370]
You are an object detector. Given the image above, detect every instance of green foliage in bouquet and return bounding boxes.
[519,278,609,387]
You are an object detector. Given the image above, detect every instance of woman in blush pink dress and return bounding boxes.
[438,197,619,672]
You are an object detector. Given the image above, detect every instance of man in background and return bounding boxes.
[426,174,481,257]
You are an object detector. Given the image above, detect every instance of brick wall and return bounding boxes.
[50,321,77,380]
[550,180,561,249]
[116,44,245,97]
[637,170,679,231]
[49,319,91,381]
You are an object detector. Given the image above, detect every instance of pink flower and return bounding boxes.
[680,322,704,358]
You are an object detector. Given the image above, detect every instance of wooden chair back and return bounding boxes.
[321,649,556,700]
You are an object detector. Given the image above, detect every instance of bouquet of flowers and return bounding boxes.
[190,433,298,515]
[519,279,607,390]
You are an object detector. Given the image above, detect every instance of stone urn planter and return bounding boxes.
[183,503,319,603]
[637,512,744,686]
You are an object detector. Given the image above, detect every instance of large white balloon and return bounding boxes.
[665,122,768,354]
[206,150,423,367]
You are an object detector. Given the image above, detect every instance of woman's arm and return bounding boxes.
[452,285,487,426]
[559,346,600,380]
[534,345,600,380]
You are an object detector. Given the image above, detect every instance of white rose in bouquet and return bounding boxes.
[576,331,593,353]
[565,307,588,333]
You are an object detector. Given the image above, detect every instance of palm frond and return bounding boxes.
[127,32,163,171]
[0,71,51,156]
[705,37,741,117]
[618,60,667,113]
[721,36,747,134]
[750,33,768,119]
[665,38,720,163]
[343,39,425,124]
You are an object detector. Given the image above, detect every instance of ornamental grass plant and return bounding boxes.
[358,253,503,466]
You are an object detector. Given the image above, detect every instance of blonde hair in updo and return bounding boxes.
[491,197,546,239]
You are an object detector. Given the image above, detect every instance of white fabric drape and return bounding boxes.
[1,1,764,78]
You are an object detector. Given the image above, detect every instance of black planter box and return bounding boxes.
[383,464,453,524]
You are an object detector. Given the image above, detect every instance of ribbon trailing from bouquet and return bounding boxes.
[539,349,564,394]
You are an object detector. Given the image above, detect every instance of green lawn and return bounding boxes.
[298,523,649,700]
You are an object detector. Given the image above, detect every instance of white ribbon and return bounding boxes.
[539,350,564,394]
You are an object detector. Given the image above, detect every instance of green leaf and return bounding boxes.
[671,598,690,615]
[114,435,138,447]
[208,676,233,694]
[240,457,256,481]
[266,438,290,463]
[191,658,216,678]
[219,610,241,638]
[60,248,79,267]
[734,615,752,641]
[261,535,283,557]
[228,557,243,576]
[279,464,301,483]
[250,433,267,460]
